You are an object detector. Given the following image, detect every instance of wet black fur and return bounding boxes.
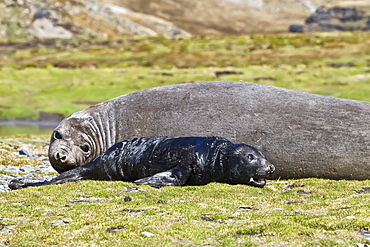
[9,136,274,189]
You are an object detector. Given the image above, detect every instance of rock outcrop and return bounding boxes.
[290,6,370,32]
[0,0,190,39]
[1,0,370,39]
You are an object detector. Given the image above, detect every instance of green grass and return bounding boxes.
[1,64,370,120]
[1,177,369,246]
[0,32,370,245]
[0,136,369,246]
[1,32,370,120]
[3,33,370,69]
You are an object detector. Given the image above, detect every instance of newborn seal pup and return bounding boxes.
[48,81,370,180]
[12,136,275,189]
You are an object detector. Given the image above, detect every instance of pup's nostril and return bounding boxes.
[269,164,275,173]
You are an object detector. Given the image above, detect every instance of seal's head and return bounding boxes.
[223,144,275,188]
[48,117,98,173]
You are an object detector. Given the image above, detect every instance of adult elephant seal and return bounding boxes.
[49,81,370,180]
[13,136,275,189]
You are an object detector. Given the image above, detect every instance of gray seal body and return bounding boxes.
[48,81,370,180]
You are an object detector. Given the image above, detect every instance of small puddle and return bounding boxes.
[0,120,59,136]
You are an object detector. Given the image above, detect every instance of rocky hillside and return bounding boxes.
[1,0,369,39]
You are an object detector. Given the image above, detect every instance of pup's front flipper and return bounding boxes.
[8,180,49,190]
[9,165,94,190]
[9,168,84,190]
[134,165,191,188]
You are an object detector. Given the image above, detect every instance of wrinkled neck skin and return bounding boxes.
[80,116,108,158]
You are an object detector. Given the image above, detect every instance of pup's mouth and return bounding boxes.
[249,177,267,188]
[249,163,275,188]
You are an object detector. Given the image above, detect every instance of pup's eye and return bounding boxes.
[247,154,255,160]
[80,145,89,152]
[54,131,63,139]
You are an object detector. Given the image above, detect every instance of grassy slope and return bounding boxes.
[1,32,370,120]
[0,33,370,246]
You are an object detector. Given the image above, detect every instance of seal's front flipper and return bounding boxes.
[134,165,191,188]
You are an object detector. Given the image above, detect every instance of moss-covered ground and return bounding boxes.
[0,32,370,246]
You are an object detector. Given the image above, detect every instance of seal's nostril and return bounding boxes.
[56,153,67,161]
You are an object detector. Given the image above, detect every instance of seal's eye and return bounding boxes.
[80,145,89,152]
[54,131,63,139]
[247,154,255,161]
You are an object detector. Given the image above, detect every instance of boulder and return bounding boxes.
[290,6,370,32]
[29,18,73,39]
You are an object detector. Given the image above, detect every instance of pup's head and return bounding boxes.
[223,144,275,188]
